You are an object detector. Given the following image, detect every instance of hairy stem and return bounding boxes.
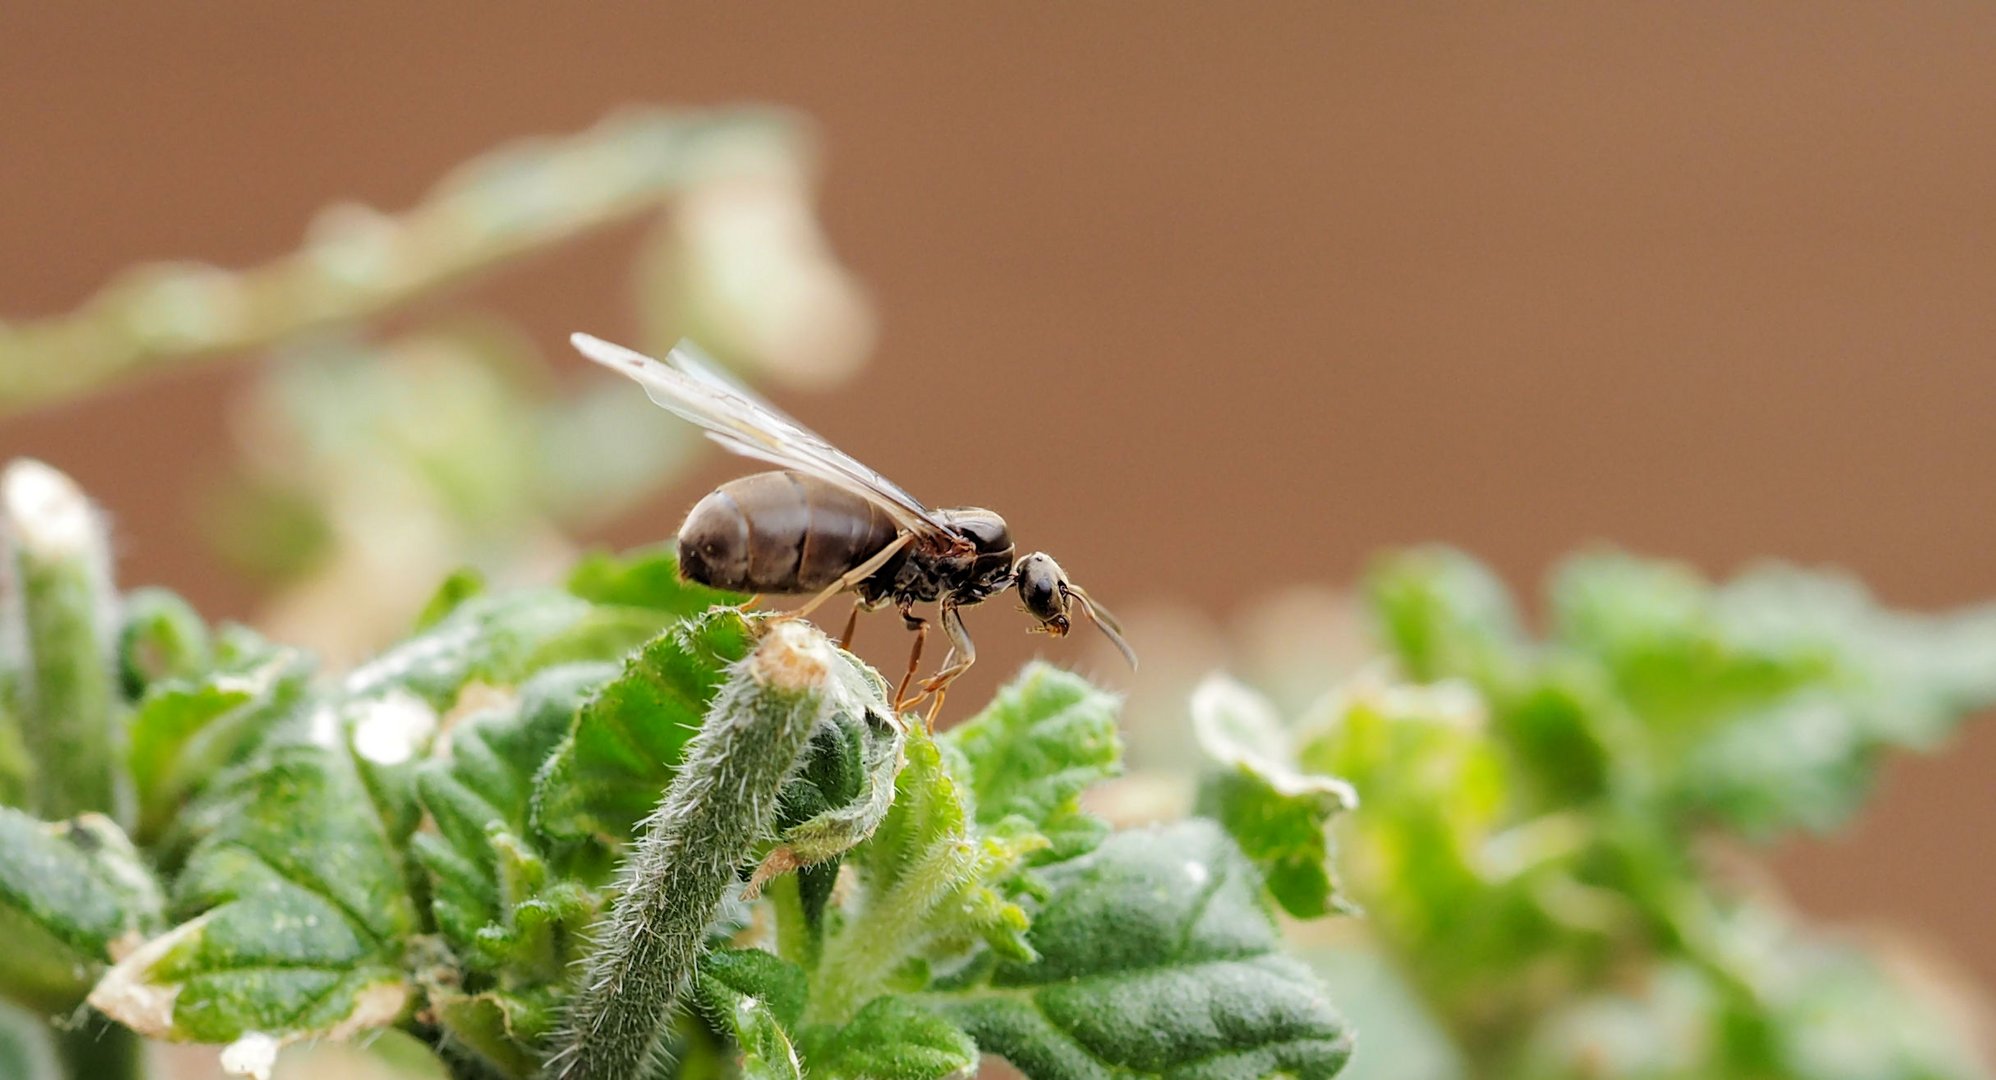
[0,107,806,415]
[545,621,836,1080]
[1,460,122,820]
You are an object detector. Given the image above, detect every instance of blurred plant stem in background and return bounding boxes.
[0,107,873,662]
[0,107,871,415]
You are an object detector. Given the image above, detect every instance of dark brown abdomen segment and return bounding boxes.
[676,471,900,594]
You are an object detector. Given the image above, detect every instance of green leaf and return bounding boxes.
[0,810,163,1014]
[566,543,744,616]
[800,997,977,1080]
[116,586,212,697]
[1547,554,1996,835]
[90,728,418,1046]
[339,1027,458,1079]
[429,985,562,1080]
[413,567,486,631]
[343,589,666,710]
[1294,676,1564,1018]
[411,664,612,974]
[1483,664,1625,807]
[126,638,313,844]
[1548,553,1836,741]
[1190,675,1356,919]
[531,609,755,842]
[1032,803,1110,869]
[1669,693,1876,838]
[851,727,973,895]
[697,948,814,1079]
[1365,546,1524,684]
[924,820,1352,1080]
[942,662,1121,862]
[1710,563,1996,743]
[813,726,1046,1022]
[702,948,807,1029]
[1513,913,1993,1080]
[696,950,805,1080]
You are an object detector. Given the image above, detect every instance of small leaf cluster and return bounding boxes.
[1191,547,1996,1080]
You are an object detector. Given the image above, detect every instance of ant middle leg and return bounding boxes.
[892,607,929,712]
[838,600,863,651]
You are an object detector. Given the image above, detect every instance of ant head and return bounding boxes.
[1012,552,1137,669]
[1014,552,1071,634]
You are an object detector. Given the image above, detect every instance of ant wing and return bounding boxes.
[572,333,957,545]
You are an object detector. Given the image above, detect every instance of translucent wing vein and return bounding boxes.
[571,333,953,543]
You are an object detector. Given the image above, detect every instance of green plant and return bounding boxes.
[6,467,1991,1080]
[0,458,1354,1080]
[1179,547,1996,1080]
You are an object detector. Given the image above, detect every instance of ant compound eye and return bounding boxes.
[1022,571,1058,611]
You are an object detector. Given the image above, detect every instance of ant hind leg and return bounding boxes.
[775,533,914,624]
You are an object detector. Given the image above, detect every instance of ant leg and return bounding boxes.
[921,603,976,691]
[923,688,952,732]
[776,533,913,622]
[911,604,975,730]
[838,601,863,651]
[892,607,929,712]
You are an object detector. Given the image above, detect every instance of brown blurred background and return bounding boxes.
[1,3,1993,991]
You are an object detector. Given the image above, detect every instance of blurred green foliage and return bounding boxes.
[1189,547,1996,1080]
[208,323,705,596]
